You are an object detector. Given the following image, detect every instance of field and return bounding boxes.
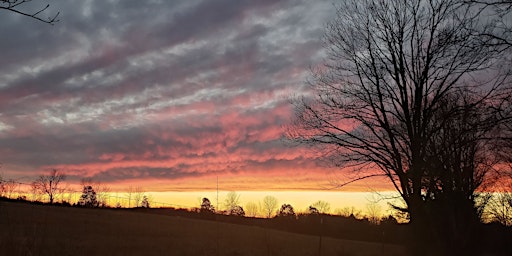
[0,201,407,256]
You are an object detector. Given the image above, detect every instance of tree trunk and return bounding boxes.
[407,194,481,256]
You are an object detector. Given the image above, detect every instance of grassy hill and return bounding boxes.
[0,200,407,256]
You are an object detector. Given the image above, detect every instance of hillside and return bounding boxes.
[0,201,407,256]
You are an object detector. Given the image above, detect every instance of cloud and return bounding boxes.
[0,0,342,190]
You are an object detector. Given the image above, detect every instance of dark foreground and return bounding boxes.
[0,201,407,256]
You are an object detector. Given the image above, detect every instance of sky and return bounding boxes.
[0,0,395,210]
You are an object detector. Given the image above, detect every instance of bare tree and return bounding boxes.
[485,192,512,226]
[0,175,4,197]
[125,186,134,208]
[311,200,331,214]
[29,181,42,202]
[223,191,241,211]
[336,206,362,219]
[3,179,18,199]
[32,169,65,204]
[133,187,145,207]
[262,195,278,218]
[483,180,512,226]
[366,201,382,225]
[245,202,259,217]
[288,1,511,254]
[0,0,59,24]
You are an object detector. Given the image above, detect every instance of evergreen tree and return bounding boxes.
[78,185,99,207]
[141,195,150,208]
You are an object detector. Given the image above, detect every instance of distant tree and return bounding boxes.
[29,181,42,202]
[245,202,259,217]
[223,191,241,211]
[125,186,135,208]
[3,179,18,199]
[311,200,331,214]
[308,206,320,215]
[366,201,382,225]
[32,169,65,204]
[485,193,512,226]
[0,175,5,197]
[336,206,362,219]
[128,187,144,207]
[227,205,245,216]
[0,0,59,24]
[81,178,111,207]
[78,185,99,208]
[141,195,150,208]
[483,181,512,226]
[200,197,215,213]
[262,196,278,218]
[278,204,296,217]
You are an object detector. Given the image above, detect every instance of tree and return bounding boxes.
[78,185,99,208]
[133,187,145,207]
[81,178,111,207]
[485,192,512,226]
[227,205,245,216]
[262,195,278,218]
[223,191,241,211]
[0,0,59,24]
[483,179,512,226]
[336,206,362,219]
[245,202,259,217]
[311,200,331,214]
[0,175,4,197]
[200,197,215,213]
[32,169,65,204]
[125,186,134,208]
[277,204,296,217]
[366,201,382,225]
[288,1,511,254]
[141,195,150,208]
[3,179,18,199]
[308,206,320,215]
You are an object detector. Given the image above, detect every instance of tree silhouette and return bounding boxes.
[311,200,331,214]
[81,178,111,207]
[245,202,259,217]
[262,195,278,218]
[200,197,215,213]
[277,204,295,217]
[78,185,99,208]
[0,0,59,24]
[223,191,240,211]
[141,195,150,208]
[32,169,65,204]
[227,205,245,216]
[288,1,512,255]
[308,206,319,215]
[365,201,382,225]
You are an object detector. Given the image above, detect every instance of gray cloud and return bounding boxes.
[0,0,334,185]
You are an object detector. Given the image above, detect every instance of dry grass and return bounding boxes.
[0,201,407,256]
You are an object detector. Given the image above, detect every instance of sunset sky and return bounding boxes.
[0,0,394,211]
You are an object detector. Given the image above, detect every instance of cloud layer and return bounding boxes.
[0,0,346,191]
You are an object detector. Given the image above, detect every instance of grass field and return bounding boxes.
[0,201,407,256]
